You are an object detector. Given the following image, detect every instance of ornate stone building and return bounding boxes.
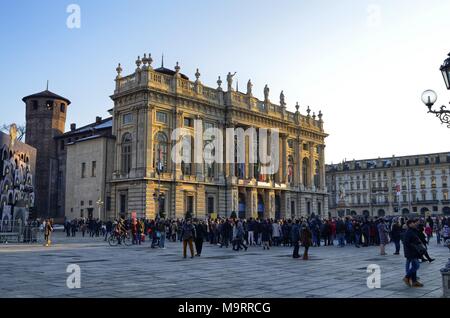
[109,54,329,220]
[326,152,450,217]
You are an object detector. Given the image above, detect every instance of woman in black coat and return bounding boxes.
[417,224,434,263]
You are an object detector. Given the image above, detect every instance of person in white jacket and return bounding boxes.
[272,220,282,246]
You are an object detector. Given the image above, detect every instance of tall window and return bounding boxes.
[120,194,127,215]
[156,111,168,124]
[81,163,86,178]
[91,161,96,177]
[302,158,309,187]
[123,113,133,125]
[153,132,168,173]
[121,133,132,174]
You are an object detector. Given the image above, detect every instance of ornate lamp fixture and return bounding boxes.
[421,53,450,128]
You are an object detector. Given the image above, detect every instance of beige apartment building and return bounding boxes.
[326,152,450,217]
[64,125,115,220]
[109,54,329,220]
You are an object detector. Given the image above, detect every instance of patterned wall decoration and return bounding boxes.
[0,128,36,230]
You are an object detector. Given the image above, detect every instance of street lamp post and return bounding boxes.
[153,144,165,219]
[96,199,104,220]
[421,52,450,128]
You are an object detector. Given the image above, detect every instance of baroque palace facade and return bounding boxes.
[109,54,328,220]
[326,152,450,217]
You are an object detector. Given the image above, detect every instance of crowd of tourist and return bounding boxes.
[50,214,450,288]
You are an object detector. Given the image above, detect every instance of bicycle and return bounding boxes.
[108,230,132,246]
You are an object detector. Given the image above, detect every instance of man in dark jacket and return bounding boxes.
[181,219,196,258]
[194,220,207,256]
[402,219,424,287]
[291,220,301,258]
[336,218,346,247]
[391,219,402,255]
[220,219,232,248]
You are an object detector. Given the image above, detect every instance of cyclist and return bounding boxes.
[115,216,127,244]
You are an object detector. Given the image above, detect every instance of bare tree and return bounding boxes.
[1,124,26,141]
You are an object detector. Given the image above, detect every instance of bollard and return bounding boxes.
[441,258,450,298]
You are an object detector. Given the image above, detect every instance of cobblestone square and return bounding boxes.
[0,233,448,298]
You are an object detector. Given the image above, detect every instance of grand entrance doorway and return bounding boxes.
[257,194,264,219]
[275,195,281,220]
[238,193,246,219]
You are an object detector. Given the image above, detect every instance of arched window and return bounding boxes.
[153,132,168,173]
[121,133,132,174]
[302,158,309,187]
[314,160,320,188]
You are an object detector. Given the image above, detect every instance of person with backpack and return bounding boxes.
[181,219,196,259]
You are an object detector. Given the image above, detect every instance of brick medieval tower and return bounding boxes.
[22,88,71,219]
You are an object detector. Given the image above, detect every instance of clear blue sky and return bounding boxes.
[1,0,449,163]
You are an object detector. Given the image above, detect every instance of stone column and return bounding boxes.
[296,137,302,187]
[309,142,315,190]
[174,110,183,179]
[281,134,288,183]
[320,145,326,191]
[146,105,155,177]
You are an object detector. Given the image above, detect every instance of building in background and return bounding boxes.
[64,120,114,220]
[0,127,36,224]
[326,152,450,217]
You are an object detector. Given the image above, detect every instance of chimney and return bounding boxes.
[70,123,76,131]
[96,116,102,124]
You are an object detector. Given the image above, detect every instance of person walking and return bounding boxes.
[261,220,271,250]
[247,218,256,246]
[336,218,346,247]
[424,223,433,244]
[194,220,207,256]
[417,223,435,263]
[158,219,166,249]
[291,220,301,258]
[300,223,312,260]
[233,221,248,251]
[403,219,425,288]
[391,218,402,255]
[44,218,53,247]
[377,218,389,256]
[353,220,362,248]
[181,219,196,259]
[272,220,282,246]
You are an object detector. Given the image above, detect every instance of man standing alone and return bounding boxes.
[181,219,196,259]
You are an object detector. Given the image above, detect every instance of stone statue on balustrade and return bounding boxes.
[264,85,270,101]
[280,90,286,107]
[227,72,237,91]
[247,79,253,96]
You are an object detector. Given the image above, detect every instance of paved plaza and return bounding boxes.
[0,232,448,298]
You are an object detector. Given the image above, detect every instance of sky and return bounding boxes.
[0,0,449,164]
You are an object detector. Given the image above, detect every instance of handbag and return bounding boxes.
[413,243,427,256]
